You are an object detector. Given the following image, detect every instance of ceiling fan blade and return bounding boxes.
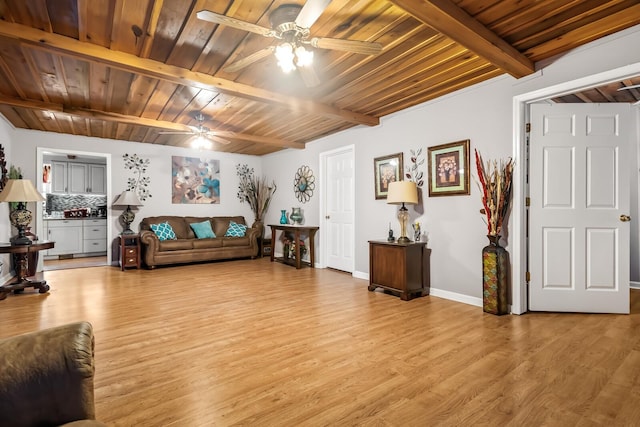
[158,131,195,135]
[224,46,275,73]
[196,10,273,37]
[207,135,232,145]
[298,65,321,88]
[309,37,382,55]
[295,0,332,28]
[617,83,640,91]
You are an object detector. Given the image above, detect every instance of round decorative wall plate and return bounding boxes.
[294,165,315,203]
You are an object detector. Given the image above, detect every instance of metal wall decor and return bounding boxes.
[294,165,315,203]
[0,145,7,191]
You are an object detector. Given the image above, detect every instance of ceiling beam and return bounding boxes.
[0,95,303,148]
[387,0,535,78]
[0,21,379,127]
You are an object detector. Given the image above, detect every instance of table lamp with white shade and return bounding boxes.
[387,180,418,244]
[0,179,46,245]
[112,190,143,235]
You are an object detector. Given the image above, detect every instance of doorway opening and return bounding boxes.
[36,147,112,271]
[512,62,640,314]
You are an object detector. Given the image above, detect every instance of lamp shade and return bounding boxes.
[387,181,418,205]
[113,190,142,207]
[0,179,45,202]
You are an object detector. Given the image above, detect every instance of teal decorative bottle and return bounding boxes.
[279,210,288,224]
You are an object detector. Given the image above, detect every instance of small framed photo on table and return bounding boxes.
[427,139,470,197]
[374,153,404,199]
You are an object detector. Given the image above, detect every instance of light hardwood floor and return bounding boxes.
[1,259,639,426]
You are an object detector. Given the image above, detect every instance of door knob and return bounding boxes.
[620,215,631,222]
[325,215,330,219]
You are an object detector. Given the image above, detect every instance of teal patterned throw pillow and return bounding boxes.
[190,220,216,239]
[150,222,177,241]
[224,221,247,237]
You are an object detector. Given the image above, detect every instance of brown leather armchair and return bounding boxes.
[0,322,106,427]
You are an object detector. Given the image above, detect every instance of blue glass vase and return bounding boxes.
[279,210,288,224]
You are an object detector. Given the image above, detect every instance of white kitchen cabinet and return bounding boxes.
[50,162,106,194]
[88,164,106,194]
[68,163,88,193]
[45,220,83,255]
[82,219,107,253]
[51,161,68,193]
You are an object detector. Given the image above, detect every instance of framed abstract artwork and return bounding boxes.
[171,156,220,204]
[427,140,470,197]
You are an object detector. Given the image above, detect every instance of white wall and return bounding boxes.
[10,129,264,263]
[263,24,640,303]
[0,117,14,283]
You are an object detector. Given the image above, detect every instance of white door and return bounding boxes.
[529,103,632,313]
[324,147,355,272]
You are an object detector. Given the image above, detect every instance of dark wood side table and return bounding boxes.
[0,240,55,300]
[368,240,431,301]
[119,234,141,270]
[268,224,319,269]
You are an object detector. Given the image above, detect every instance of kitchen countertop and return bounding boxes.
[43,217,107,221]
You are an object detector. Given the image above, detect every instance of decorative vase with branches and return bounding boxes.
[236,164,277,227]
[474,150,514,237]
[474,149,513,315]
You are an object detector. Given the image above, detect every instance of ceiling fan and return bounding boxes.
[617,83,640,91]
[196,0,383,87]
[158,113,230,149]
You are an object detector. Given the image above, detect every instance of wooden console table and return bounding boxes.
[269,224,319,269]
[0,240,55,300]
[368,240,430,301]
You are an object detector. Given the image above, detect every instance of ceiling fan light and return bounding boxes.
[275,43,296,73]
[192,135,212,150]
[295,45,313,67]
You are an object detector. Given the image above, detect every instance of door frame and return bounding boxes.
[319,144,355,270]
[36,147,113,268]
[512,61,640,314]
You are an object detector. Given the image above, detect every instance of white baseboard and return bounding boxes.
[352,271,482,307]
[631,281,640,290]
[1,272,13,286]
[429,288,483,307]
[352,270,368,281]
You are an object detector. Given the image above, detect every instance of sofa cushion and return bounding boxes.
[222,236,250,247]
[158,239,193,251]
[212,216,246,237]
[225,221,247,237]
[190,220,216,239]
[150,222,177,241]
[192,238,223,249]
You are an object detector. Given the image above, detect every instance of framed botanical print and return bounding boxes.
[374,153,403,199]
[427,140,470,197]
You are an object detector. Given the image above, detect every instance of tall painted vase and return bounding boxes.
[482,235,509,315]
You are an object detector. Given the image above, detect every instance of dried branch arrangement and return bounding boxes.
[474,149,514,236]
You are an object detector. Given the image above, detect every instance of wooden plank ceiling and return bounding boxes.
[0,0,637,155]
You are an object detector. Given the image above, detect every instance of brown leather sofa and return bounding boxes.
[139,215,260,268]
[0,322,106,427]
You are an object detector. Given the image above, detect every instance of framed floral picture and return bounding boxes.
[427,140,470,197]
[374,153,403,199]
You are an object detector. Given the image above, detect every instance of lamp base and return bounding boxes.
[396,236,412,244]
[10,235,33,245]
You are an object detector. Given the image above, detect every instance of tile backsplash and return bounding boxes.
[46,193,107,213]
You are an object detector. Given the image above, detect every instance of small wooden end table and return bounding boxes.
[0,240,55,300]
[119,234,141,270]
[269,224,319,269]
